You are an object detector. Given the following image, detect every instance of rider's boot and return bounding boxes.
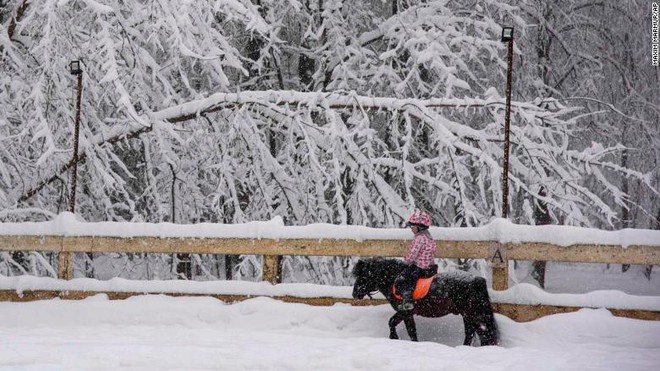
[398,292,414,311]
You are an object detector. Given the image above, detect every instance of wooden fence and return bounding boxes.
[1,235,659,321]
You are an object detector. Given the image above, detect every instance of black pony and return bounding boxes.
[352,258,498,345]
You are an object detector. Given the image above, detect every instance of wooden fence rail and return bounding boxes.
[1,235,658,288]
[1,235,659,321]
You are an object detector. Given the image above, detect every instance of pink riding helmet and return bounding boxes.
[407,211,431,227]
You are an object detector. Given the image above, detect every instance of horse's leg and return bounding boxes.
[403,314,418,342]
[388,312,405,340]
[462,316,477,346]
[476,313,499,346]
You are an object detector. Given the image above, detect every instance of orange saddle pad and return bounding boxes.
[393,275,436,301]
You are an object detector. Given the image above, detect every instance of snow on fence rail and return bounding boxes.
[1,213,659,321]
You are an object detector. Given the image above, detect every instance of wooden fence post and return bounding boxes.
[263,255,282,284]
[57,252,73,280]
[489,242,508,290]
[492,264,508,291]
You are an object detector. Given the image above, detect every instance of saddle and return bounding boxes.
[392,264,438,301]
[392,275,436,300]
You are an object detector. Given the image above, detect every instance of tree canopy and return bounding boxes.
[1,0,657,231]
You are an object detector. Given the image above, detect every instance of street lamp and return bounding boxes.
[68,60,83,214]
[69,60,83,75]
[501,26,514,42]
[500,27,514,219]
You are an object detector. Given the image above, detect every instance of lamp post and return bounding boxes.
[500,27,514,219]
[68,60,83,214]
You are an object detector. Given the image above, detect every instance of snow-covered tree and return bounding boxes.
[0,0,656,282]
[517,0,660,229]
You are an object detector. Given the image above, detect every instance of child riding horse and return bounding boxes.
[396,211,437,311]
[352,258,499,345]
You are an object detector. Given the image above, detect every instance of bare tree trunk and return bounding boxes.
[621,145,631,273]
[225,255,235,280]
[298,42,315,90]
[176,254,192,280]
[528,4,553,289]
[246,0,265,85]
[0,0,12,24]
[532,186,551,288]
[7,0,29,40]
[298,0,318,91]
[645,210,660,280]
[170,164,191,280]
[10,251,26,273]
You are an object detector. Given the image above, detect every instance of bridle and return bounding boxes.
[355,260,389,300]
[358,274,380,300]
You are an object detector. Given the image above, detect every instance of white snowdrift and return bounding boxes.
[2,275,659,311]
[1,295,659,370]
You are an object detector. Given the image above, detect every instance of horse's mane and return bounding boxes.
[353,257,405,280]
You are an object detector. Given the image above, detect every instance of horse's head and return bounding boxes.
[352,258,381,299]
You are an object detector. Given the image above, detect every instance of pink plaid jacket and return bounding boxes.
[404,229,437,269]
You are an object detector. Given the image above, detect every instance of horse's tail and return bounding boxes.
[475,277,499,346]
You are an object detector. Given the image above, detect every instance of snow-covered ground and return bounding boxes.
[2,214,659,369]
[1,295,659,370]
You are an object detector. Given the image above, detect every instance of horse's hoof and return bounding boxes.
[389,334,399,340]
